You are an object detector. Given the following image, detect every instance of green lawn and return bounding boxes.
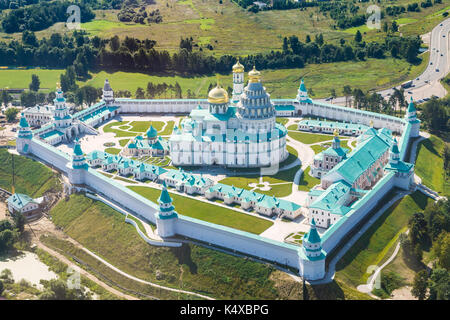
[127,186,273,234]
[288,131,335,145]
[159,121,175,136]
[129,121,165,133]
[48,193,303,299]
[335,191,432,287]
[119,139,130,147]
[0,148,61,197]
[414,134,449,197]
[298,167,320,191]
[104,147,121,155]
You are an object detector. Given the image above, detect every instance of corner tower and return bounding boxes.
[405,97,420,137]
[296,79,312,104]
[67,139,87,185]
[155,184,178,238]
[299,218,326,280]
[16,113,33,154]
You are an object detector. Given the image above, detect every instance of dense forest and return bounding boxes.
[1,1,95,33]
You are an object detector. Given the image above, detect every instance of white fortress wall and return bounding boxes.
[320,171,396,255]
[296,101,405,133]
[27,138,71,174]
[175,216,301,270]
[115,98,209,114]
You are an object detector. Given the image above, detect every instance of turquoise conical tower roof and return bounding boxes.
[299,78,307,92]
[158,186,173,204]
[73,139,83,156]
[19,113,29,128]
[303,218,321,244]
[407,97,416,113]
[146,125,158,138]
[390,138,399,154]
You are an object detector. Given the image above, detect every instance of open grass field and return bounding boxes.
[47,193,309,299]
[414,134,449,197]
[127,185,273,234]
[335,191,432,288]
[0,53,429,99]
[0,148,61,197]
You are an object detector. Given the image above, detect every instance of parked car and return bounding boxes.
[436,69,440,72]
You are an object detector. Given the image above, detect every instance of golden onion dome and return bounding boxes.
[248,66,261,83]
[208,84,229,104]
[232,59,244,73]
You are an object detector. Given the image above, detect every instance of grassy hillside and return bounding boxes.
[0,148,61,197]
[49,193,295,299]
[335,191,431,287]
[415,134,449,197]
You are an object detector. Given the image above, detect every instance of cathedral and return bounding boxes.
[169,62,288,168]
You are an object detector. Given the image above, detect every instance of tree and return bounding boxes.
[343,85,352,107]
[428,268,450,300]
[330,88,336,99]
[409,212,428,245]
[20,92,36,108]
[5,107,19,122]
[355,30,362,43]
[109,35,120,51]
[0,280,3,296]
[135,87,145,99]
[1,90,12,107]
[411,270,428,300]
[391,21,399,33]
[29,74,40,92]
[13,213,26,233]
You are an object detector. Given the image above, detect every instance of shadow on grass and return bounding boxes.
[171,244,198,275]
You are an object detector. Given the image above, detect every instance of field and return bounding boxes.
[414,134,449,197]
[47,193,304,299]
[0,148,61,197]
[0,54,429,99]
[127,185,273,234]
[335,191,432,288]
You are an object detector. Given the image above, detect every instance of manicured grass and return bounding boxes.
[48,193,299,299]
[159,121,175,136]
[102,121,138,138]
[129,121,164,132]
[0,148,61,197]
[335,191,432,287]
[414,134,449,196]
[288,131,335,145]
[104,147,121,155]
[127,186,273,234]
[310,143,330,154]
[297,167,320,191]
[276,118,289,126]
[119,139,130,147]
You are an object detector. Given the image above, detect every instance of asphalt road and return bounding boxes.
[318,17,450,105]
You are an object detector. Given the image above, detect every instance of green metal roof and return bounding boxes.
[158,187,173,204]
[7,193,35,210]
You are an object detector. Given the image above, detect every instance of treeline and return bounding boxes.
[0,29,422,78]
[418,95,450,134]
[1,0,95,33]
[0,0,42,10]
[385,0,442,16]
[402,199,450,300]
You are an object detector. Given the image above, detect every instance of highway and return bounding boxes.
[318,17,450,105]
